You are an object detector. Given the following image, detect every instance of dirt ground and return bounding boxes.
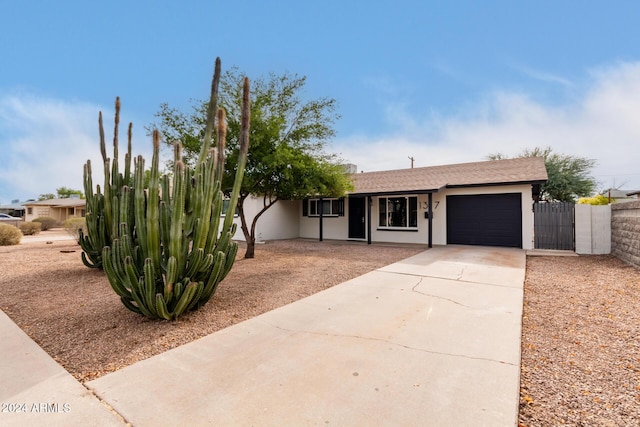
[0,232,423,382]
[1,230,638,426]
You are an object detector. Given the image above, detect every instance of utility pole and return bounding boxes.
[408,156,414,168]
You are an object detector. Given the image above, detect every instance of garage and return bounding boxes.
[446,193,522,248]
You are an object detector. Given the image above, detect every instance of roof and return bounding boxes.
[600,189,639,198]
[0,202,26,210]
[350,157,548,196]
[23,198,86,207]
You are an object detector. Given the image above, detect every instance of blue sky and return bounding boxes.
[2,1,640,203]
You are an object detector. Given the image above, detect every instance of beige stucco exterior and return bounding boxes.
[296,183,536,249]
[23,199,86,223]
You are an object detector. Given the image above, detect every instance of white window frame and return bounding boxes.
[221,198,239,217]
[378,196,418,229]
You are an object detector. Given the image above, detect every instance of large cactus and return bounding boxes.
[79,99,133,268]
[96,58,251,319]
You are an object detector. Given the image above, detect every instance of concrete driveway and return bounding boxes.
[85,245,526,426]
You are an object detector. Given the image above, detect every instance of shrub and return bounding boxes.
[0,223,22,246]
[32,217,58,231]
[62,217,86,241]
[19,222,41,235]
[578,194,612,205]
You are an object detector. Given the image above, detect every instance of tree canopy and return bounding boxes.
[487,147,596,202]
[153,68,352,257]
[38,187,84,200]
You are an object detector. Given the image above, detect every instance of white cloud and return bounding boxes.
[0,94,153,203]
[509,62,574,87]
[335,61,640,191]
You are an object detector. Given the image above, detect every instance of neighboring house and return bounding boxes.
[23,198,86,223]
[599,188,639,202]
[231,157,548,250]
[0,200,26,218]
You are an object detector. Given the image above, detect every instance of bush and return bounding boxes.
[62,217,86,241]
[32,217,58,231]
[19,222,41,235]
[0,223,22,246]
[578,194,612,205]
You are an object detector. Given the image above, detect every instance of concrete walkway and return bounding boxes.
[1,245,526,426]
[87,245,526,426]
[0,310,124,426]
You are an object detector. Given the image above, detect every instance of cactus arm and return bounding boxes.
[146,131,162,271]
[102,246,131,299]
[120,296,142,315]
[173,282,199,318]
[184,282,205,313]
[196,57,221,171]
[143,259,159,317]
[134,155,148,259]
[124,122,133,186]
[155,294,173,320]
[169,160,186,274]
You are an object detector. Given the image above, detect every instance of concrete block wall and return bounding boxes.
[611,200,640,268]
[575,204,611,254]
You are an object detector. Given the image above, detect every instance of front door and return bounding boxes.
[348,197,366,239]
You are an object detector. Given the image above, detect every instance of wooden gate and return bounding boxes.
[534,202,575,250]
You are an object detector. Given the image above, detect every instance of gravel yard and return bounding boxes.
[519,255,640,427]
[1,231,638,426]
[0,234,423,382]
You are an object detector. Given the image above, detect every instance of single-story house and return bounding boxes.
[23,197,86,223]
[600,188,640,202]
[229,157,548,250]
[0,200,26,218]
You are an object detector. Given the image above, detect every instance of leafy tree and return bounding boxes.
[38,193,56,201]
[487,147,596,202]
[56,186,84,199]
[153,68,353,258]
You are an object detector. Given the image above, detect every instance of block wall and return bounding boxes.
[611,200,640,268]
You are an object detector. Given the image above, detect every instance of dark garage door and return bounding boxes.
[447,193,522,248]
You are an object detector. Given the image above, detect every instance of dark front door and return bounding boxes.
[348,197,366,239]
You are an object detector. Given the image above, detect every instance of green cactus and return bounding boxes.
[93,58,251,319]
[80,99,134,268]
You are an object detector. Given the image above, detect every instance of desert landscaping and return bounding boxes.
[0,230,638,426]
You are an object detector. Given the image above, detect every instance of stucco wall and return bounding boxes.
[575,204,611,255]
[226,197,300,241]
[611,200,640,268]
[299,200,348,240]
[299,184,535,249]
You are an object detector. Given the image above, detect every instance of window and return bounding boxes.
[221,199,239,217]
[378,196,418,228]
[303,198,344,217]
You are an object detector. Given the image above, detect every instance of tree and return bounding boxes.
[56,186,84,199]
[153,68,353,258]
[38,193,56,201]
[487,147,596,202]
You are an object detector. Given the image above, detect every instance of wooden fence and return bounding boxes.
[534,202,575,250]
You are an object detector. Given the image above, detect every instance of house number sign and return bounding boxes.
[420,201,440,210]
